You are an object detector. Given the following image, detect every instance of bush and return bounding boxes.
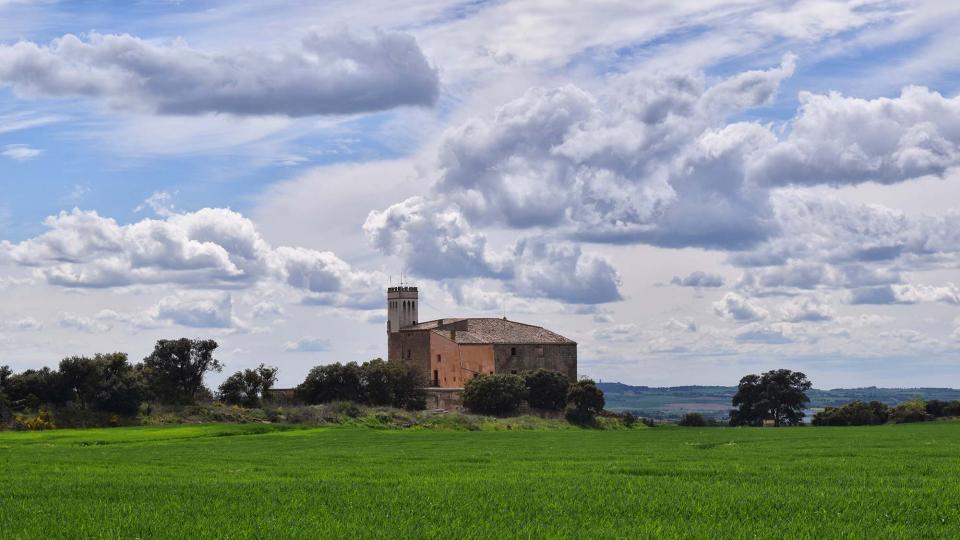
[925,400,956,418]
[889,399,931,424]
[463,374,526,415]
[943,400,960,417]
[812,400,889,426]
[678,412,708,427]
[567,379,605,417]
[14,409,56,431]
[521,369,569,411]
[622,412,637,428]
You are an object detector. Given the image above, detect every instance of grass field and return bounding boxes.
[2,422,959,538]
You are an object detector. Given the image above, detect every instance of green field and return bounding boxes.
[2,422,959,538]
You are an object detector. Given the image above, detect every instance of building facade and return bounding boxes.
[386,286,577,388]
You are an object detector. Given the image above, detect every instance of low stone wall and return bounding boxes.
[425,387,464,411]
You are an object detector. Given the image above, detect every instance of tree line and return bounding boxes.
[679,368,960,427]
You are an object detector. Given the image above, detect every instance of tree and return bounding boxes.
[59,356,99,410]
[295,362,364,404]
[729,369,811,427]
[0,365,11,416]
[360,359,426,410]
[142,339,221,404]
[889,399,930,423]
[463,374,527,415]
[90,353,144,415]
[522,369,569,411]
[5,367,70,410]
[218,364,278,408]
[678,412,708,426]
[566,378,605,423]
[925,400,949,418]
[943,400,960,417]
[812,400,888,426]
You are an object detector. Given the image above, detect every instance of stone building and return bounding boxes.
[386,286,577,388]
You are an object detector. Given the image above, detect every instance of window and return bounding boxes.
[537,347,544,357]
[437,354,441,363]
[510,347,517,356]
[433,370,439,386]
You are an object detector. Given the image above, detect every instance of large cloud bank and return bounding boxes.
[0,31,438,116]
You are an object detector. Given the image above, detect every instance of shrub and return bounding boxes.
[622,412,637,428]
[889,399,931,423]
[565,379,605,425]
[678,412,708,427]
[14,409,56,431]
[463,374,526,415]
[522,369,569,411]
[925,400,951,418]
[943,400,960,417]
[813,400,889,426]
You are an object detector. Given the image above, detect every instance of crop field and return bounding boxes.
[2,422,959,538]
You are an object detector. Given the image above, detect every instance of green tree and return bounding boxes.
[295,362,364,404]
[218,364,278,408]
[5,367,70,410]
[729,369,811,427]
[889,399,930,423]
[0,365,11,415]
[142,339,221,404]
[360,359,426,410]
[678,412,708,426]
[812,400,888,426]
[566,378,605,422]
[522,369,569,411]
[463,374,526,415]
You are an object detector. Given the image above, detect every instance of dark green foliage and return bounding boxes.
[296,362,364,404]
[566,379,605,423]
[142,339,221,404]
[889,399,930,423]
[925,399,950,417]
[678,412,708,426]
[944,401,960,417]
[622,412,637,427]
[0,365,10,420]
[5,367,71,410]
[463,374,527,415]
[729,369,811,427]
[522,369,569,410]
[359,359,427,410]
[87,353,144,415]
[218,364,278,408]
[813,400,889,426]
[59,353,143,414]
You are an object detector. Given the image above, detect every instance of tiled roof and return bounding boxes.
[405,317,575,345]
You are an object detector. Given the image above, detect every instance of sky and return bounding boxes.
[1,0,960,389]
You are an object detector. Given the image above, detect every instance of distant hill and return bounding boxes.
[598,382,960,419]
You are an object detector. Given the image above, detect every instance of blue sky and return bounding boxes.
[2,0,960,388]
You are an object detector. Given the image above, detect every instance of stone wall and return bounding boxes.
[424,387,464,411]
[493,343,577,381]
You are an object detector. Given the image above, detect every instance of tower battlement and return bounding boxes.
[387,286,418,333]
